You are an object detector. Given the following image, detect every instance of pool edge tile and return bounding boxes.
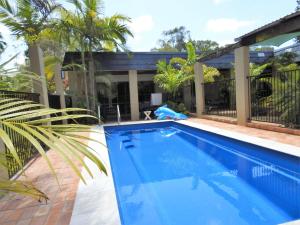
[69,126,122,225]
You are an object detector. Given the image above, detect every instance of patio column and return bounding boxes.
[28,44,49,107]
[54,64,67,124]
[183,84,192,111]
[234,46,250,126]
[194,62,205,117]
[129,70,140,121]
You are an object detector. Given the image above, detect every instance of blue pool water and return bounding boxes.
[105,122,300,225]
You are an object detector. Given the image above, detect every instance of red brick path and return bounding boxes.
[0,150,81,225]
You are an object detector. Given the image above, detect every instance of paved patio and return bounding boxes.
[0,118,299,225]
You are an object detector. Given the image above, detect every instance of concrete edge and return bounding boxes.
[69,127,121,225]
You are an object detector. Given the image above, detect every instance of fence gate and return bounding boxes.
[203,78,237,118]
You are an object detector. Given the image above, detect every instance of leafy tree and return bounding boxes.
[154,42,220,100]
[60,0,132,110]
[152,26,220,55]
[152,26,191,52]
[192,40,219,55]
[0,0,60,64]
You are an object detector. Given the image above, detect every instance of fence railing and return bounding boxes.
[99,102,131,122]
[249,70,300,129]
[0,90,40,178]
[203,78,237,118]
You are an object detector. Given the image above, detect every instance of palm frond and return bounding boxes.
[0,98,106,200]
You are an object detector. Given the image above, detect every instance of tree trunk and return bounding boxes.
[88,41,96,111]
[28,43,49,107]
[80,50,90,110]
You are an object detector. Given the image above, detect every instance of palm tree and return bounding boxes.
[62,0,133,110]
[154,42,220,100]
[0,0,61,105]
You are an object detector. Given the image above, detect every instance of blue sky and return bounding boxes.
[0,0,298,65]
[103,0,297,51]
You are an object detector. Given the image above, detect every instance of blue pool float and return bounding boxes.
[154,105,188,120]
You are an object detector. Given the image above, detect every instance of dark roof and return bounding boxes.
[203,51,273,69]
[63,51,273,71]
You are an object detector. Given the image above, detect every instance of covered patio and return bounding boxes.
[194,11,300,130]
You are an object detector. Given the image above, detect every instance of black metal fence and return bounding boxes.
[203,78,237,118]
[249,70,300,129]
[0,90,40,178]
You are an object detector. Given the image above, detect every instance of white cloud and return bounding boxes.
[129,15,154,34]
[206,18,254,32]
[211,0,232,5]
[127,15,155,50]
[217,39,234,47]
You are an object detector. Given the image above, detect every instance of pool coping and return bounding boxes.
[70,120,300,225]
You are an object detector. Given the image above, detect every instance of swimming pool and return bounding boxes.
[105,122,300,225]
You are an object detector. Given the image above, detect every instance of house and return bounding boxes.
[62,51,273,121]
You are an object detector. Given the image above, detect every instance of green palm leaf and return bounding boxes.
[0,98,106,200]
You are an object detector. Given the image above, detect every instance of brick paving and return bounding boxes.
[0,150,81,225]
[0,119,299,225]
[189,118,300,147]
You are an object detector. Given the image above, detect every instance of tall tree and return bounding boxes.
[62,0,132,110]
[152,26,191,52]
[0,0,61,105]
[152,26,220,54]
[192,40,219,55]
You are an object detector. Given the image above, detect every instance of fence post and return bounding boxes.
[28,44,49,107]
[194,62,205,117]
[234,46,250,126]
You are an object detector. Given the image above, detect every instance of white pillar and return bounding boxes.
[54,64,67,124]
[129,70,139,121]
[54,64,66,109]
[28,44,49,107]
[234,46,250,126]
[194,62,205,117]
